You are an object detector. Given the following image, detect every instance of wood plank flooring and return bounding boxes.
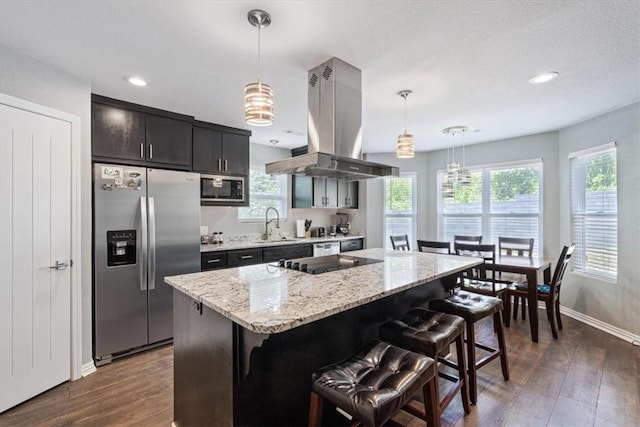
[1,309,638,426]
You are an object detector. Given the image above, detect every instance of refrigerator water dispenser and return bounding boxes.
[106,230,136,267]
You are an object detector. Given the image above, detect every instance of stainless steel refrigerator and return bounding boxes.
[93,163,200,365]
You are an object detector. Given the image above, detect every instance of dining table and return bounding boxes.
[485,254,553,342]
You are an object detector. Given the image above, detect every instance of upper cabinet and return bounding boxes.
[92,95,193,169]
[192,121,250,176]
[292,176,358,209]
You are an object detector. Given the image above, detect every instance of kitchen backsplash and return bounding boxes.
[200,206,361,238]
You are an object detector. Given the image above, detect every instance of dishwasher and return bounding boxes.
[313,241,341,256]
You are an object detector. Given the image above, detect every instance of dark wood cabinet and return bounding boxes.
[92,95,193,170]
[226,249,263,267]
[337,181,359,208]
[293,176,343,208]
[145,114,192,168]
[201,252,228,271]
[92,102,145,161]
[340,238,364,253]
[263,244,313,262]
[192,121,250,176]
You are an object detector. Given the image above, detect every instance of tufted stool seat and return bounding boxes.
[308,339,439,427]
[429,290,509,405]
[380,309,470,422]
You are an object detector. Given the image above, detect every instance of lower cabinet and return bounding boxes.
[263,244,312,262]
[226,249,264,267]
[340,238,364,253]
[201,252,227,271]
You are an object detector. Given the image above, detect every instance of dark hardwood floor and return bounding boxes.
[1,309,638,427]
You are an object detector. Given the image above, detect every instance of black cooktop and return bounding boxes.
[274,254,383,274]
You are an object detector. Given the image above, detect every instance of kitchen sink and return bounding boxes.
[252,238,301,244]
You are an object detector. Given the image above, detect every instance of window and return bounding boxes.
[438,161,543,255]
[384,174,416,249]
[570,143,617,280]
[238,168,287,221]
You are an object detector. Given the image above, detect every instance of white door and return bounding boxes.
[0,103,72,412]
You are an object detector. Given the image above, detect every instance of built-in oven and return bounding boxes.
[200,174,245,204]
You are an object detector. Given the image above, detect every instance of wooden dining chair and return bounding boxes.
[390,235,410,251]
[416,240,451,254]
[504,244,575,339]
[454,243,510,298]
[498,236,534,319]
[453,235,482,245]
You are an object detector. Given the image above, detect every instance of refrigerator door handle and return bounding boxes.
[140,196,148,291]
[148,197,157,290]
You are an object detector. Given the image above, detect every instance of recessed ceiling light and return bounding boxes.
[126,76,147,87]
[529,72,559,84]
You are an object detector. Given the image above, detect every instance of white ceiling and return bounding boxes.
[1,1,639,153]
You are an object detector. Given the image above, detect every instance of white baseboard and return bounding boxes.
[535,301,640,345]
[81,361,97,377]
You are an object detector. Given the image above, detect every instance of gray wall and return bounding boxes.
[558,102,640,336]
[367,105,639,337]
[0,44,93,366]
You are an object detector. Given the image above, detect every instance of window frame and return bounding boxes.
[383,172,417,250]
[237,166,288,223]
[569,142,617,282]
[437,159,544,255]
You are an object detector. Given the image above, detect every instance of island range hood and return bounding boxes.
[266,57,399,181]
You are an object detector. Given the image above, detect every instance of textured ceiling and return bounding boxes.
[1,0,639,153]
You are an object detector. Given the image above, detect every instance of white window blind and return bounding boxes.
[238,168,287,222]
[570,143,617,280]
[384,174,417,249]
[438,161,543,255]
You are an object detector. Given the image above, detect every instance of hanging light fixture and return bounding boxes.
[245,9,274,126]
[442,126,469,198]
[396,90,415,159]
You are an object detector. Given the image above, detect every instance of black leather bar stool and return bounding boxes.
[429,291,509,405]
[380,309,470,422]
[308,340,439,427]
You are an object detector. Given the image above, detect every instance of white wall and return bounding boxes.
[0,44,93,365]
[558,102,640,336]
[200,143,352,237]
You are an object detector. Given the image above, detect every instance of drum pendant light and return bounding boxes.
[245,9,274,126]
[396,90,415,158]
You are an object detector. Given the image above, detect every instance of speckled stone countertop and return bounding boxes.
[166,248,481,335]
[200,235,364,252]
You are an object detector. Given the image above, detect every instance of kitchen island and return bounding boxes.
[165,248,481,426]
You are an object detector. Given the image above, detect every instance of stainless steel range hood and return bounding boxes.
[266,57,399,181]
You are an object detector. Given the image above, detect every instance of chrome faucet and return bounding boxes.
[263,207,280,240]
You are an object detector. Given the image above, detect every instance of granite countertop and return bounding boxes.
[200,235,364,252]
[165,248,482,335]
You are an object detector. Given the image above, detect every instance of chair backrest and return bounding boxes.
[390,235,410,251]
[453,235,483,245]
[548,244,575,299]
[416,240,451,254]
[498,236,534,257]
[454,242,496,280]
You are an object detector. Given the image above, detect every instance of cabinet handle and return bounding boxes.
[224,159,228,171]
[149,144,153,159]
[241,255,253,259]
[218,158,222,171]
[140,143,144,159]
[207,259,221,263]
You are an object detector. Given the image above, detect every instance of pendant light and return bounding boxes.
[442,125,469,199]
[396,90,415,159]
[245,9,274,126]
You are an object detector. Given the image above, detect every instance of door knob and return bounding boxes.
[49,261,69,270]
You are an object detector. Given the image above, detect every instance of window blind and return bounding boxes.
[238,168,288,221]
[384,174,417,249]
[570,145,617,280]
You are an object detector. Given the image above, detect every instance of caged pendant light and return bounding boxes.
[245,9,274,126]
[396,90,415,158]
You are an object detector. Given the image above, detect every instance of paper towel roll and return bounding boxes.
[296,220,306,238]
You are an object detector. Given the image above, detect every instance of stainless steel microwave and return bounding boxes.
[200,174,245,203]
